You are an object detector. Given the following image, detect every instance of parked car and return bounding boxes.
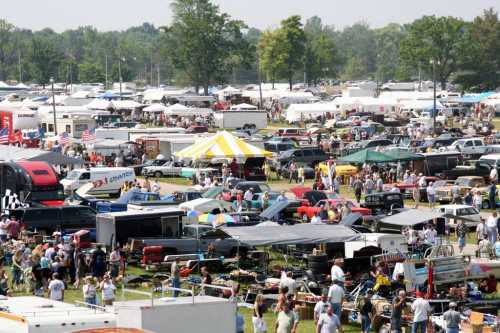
[297,199,371,221]
[249,192,280,210]
[132,159,170,175]
[264,142,296,154]
[142,161,183,178]
[233,181,271,194]
[442,160,491,181]
[435,176,488,203]
[278,147,329,167]
[186,125,209,134]
[12,206,96,233]
[438,204,481,228]
[361,192,404,214]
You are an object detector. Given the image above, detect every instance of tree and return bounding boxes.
[400,15,467,89]
[164,0,249,95]
[455,8,500,90]
[374,23,407,82]
[257,30,287,88]
[29,34,62,86]
[304,16,337,85]
[0,19,14,81]
[278,15,306,91]
[78,62,105,83]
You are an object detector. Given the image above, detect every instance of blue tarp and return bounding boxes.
[454,92,496,104]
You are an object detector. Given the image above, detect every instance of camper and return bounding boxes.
[60,167,135,196]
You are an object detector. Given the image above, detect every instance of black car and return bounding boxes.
[278,147,329,167]
[233,181,271,194]
[12,206,96,233]
[361,192,404,214]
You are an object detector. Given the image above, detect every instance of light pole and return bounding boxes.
[430,59,440,136]
[50,77,58,135]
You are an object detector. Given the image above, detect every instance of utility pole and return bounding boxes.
[118,58,123,100]
[18,52,22,83]
[430,59,440,136]
[50,77,58,135]
[257,59,263,109]
[157,64,160,88]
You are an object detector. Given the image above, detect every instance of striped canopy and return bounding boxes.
[175,131,272,161]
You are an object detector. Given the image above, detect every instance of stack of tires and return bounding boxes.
[308,254,329,275]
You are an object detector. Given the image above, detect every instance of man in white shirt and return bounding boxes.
[417,174,427,188]
[486,212,498,244]
[476,219,487,244]
[48,273,65,302]
[328,280,344,318]
[279,271,297,297]
[330,259,345,287]
[490,167,498,183]
[243,188,253,210]
[411,292,431,333]
[0,215,8,242]
[424,225,437,245]
[314,293,330,324]
[316,304,343,333]
[151,179,161,194]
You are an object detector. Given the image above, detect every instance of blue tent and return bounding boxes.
[456,92,496,104]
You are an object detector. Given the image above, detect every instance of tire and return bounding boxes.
[154,171,163,178]
[483,201,490,209]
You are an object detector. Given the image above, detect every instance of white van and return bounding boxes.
[61,167,135,195]
[479,154,500,169]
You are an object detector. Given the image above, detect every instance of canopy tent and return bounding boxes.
[164,103,212,116]
[143,103,167,113]
[380,209,443,226]
[230,103,257,111]
[217,85,242,97]
[285,102,337,123]
[383,148,424,162]
[111,100,143,110]
[85,99,113,110]
[175,130,272,162]
[222,224,359,246]
[399,99,444,111]
[0,146,83,165]
[449,92,496,104]
[339,149,396,164]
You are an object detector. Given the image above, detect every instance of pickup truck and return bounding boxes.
[136,224,251,258]
[446,138,500,159]
[442,160,492,180]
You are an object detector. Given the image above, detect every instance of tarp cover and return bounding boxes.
[339,149,396,164]
[222,224,359,246]
[380,209,443,226]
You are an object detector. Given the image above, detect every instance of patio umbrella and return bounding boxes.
[213,214,236,227]
[198,213,216,223]
[339,149,396,164]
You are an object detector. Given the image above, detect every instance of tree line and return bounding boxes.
[0,0,498,92]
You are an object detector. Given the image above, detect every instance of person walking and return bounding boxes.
[391,290,406,333]
[412,185,420,209]
[456,219,468,254]
[352,177,363,204]
[314,292,330,325]
[274,302,298,333]
[486,212,498,244]
[411,291,431,333]
[426,183,436,210]
[316,303,343,333]
[328,280,344,319]
[360,290,374,333]
[48,273,65,302]
[442,302,461,333]
[252,294,267,333]
[489,183,497,210]
[476,219,487,245]
[171,257,181,297]
[82,276,97,306]
[99,274,116,306]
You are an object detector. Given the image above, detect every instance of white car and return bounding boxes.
[142,161,183,178]
[438,204,481,228]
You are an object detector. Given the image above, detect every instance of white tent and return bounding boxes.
[111,100,143,110]
[286,102,338,123]
[164,103,212,116]
[230,103,257,111]
[85,99,113,110]
[143,103,167,113]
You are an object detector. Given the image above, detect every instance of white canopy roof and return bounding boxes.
[111,100,143,110]
[143,103,167,113]
[230,103,257,110]
[85,99,113,110]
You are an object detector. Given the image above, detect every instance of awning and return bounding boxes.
[143,103,167,113]
[380,209,443,226]
[339,149,396,164]
[175,131,272,161]
[222,224,359,246]
[0,146,83,165]
[27,151,83,165]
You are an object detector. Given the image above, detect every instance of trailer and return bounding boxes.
[213,110,268,130]
[0,296,116,333]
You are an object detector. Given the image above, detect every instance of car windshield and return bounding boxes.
[65,171,81,180]
[433,180,448,187]
[457,207,479,216]
[455,178,471,186]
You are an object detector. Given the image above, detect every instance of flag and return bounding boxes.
[59,132,70,145]
[82,128,96,143]
[0,128,9,144]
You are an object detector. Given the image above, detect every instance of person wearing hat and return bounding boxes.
[314,292,330,324]
[442,302,460,333]
[331,259,345,287]
[411,291,431,333]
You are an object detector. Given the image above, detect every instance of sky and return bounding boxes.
[2,0,500,32]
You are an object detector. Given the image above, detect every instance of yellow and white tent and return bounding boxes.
[175,131,272,161]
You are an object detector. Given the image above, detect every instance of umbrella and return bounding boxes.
[187,210,199,219]
[213,214,236,227]
[339,149,396,164]
[198,213,216,223]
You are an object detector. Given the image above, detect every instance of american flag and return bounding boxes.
[82,128,96,143]
[59,132,70,145]
[0,128,9,144]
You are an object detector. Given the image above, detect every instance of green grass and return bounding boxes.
[492,117,500,130]
[138,176,192,186]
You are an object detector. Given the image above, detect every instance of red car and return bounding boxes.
[297,199,371,220]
